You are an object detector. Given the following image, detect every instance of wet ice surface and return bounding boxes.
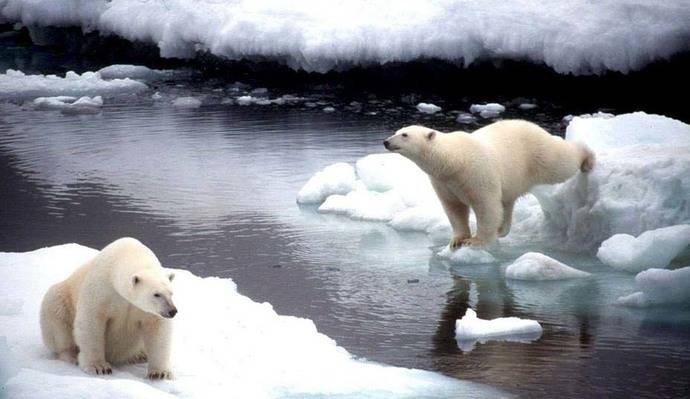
[1,78,689,397]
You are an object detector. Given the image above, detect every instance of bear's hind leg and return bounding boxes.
[498,200,515,238]
[40,285,78,364]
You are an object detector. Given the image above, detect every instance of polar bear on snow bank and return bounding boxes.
[384,120,594,249]
[40,237,177,379]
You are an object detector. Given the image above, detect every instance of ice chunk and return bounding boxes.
[518,103,537,110]
[469,103,505,118]
[455,112,476,124]
[615,266,690,307]
[0,69,147,101]
[438,246,496,265]
[97,65,172,81]
[32,95,103,114]
[172,96,202,108]
[597,225,690,273]
[322,106,336,112]
[0,244,504,398]
[297,163,357,204]
[455,309,542,352]
[236,95,254,105]
[416,103,441,114]
[505,252,590,280]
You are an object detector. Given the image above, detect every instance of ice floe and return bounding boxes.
[469,103,505,118]
[0,244,503,398]
[438,246,496,265]
[455,309,543,352]
[597,225,690,273]
[615,266,690,307]
[505,252,590,280]
[172,96,202,108]
[2,1,688,75]
[32,95,103,114]
[97,65,172,81]
[296,163,357,204]
[0,69,147,101]
[416,103,442,114]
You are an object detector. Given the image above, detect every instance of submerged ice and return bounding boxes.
[1,1,689,75]
[616,266,690,308]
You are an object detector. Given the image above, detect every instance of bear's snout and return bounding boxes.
[166,308,178,318]
[383,139,390,149]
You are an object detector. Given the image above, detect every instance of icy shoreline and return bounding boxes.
[0,244,504,399]
[1,1,689,75]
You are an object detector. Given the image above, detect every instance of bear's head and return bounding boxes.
[383,125,439,160]
[129,269,177,319]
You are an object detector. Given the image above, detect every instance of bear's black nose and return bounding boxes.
[383,140,390,149]
[168,308,177,318]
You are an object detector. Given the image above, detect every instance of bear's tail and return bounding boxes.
[577,142,596,173]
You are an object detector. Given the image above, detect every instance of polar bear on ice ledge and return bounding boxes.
[40,237,177,379]
[384,120,595,249]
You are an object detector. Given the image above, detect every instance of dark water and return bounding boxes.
[1,84,689,398]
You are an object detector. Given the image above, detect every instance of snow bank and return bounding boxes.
[455,309,542,352]
[2,1,688,75]
[505,252,590,280]
[597,225,690,273]
[0,69,147,101]
[33,95,103,114]
[298,112,690,251]
[0,244,501,398]
[615,266,690,307]
[438,246,496,265]
[97,65,172,81]
[416,103,441,114]
[469,103,505,119]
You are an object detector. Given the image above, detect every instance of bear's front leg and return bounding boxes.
[144,319,173,380]
[74,312,112,375]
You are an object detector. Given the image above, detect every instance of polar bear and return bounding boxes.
[40,237,177,379]
[384,121,594,248]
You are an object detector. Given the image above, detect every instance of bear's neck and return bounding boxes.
[412,143,456,179]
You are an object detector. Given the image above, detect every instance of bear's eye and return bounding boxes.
[402,133,408,138]
[153,293,161,298]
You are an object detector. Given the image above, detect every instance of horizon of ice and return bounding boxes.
[505,252,591,280]
[615,266,690,307]
[96,65,172,81]
[0,244,504,398]
[416,103,442,114]
[469,103,505,119]
[298,112,690,252]
[32,95,103,114]
[172,96,202,108]
[597,225,690,273]
[455,309,542,352]
[0,69,148,101]
[2,1,689,75]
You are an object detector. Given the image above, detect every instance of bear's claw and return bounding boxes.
[127,352,148,364]
[148,370,173,380]
[82,362,112,376]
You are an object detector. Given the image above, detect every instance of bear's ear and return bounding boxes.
[132,275,140,286]
[168,272,175,282]
[427,130,436,141]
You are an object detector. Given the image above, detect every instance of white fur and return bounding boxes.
[39,237,176,379]
[384,121,594,248]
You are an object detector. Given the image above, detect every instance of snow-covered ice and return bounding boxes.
[438,246,496,265]
[455,309,543,352]
[172,96,202,108]
[0,69,147,101]
[296,163,357,204]
[0,244,504,398]
[2,1,688,75]
[32,95,103,114]
[597,225,690,273]
[416,103,441,114]
[615,266,690,308]
[469,103,505,118]
[505,252,590,280]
